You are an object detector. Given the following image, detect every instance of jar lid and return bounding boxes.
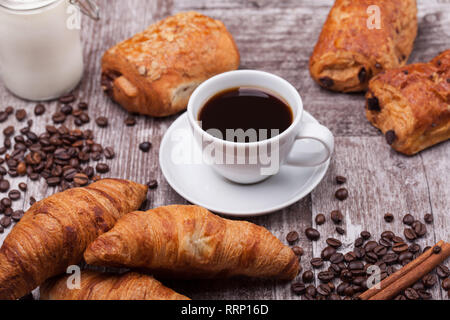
[0,0,58,10]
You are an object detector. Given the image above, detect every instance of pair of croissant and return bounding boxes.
[0,179,298,300]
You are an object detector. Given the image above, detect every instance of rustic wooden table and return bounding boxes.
[0,0,448,300]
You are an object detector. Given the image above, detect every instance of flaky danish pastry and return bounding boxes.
[101,11,240,117]
[310,0,417,92]
[84,205,299,280]
[0,179,148,300]
[40,271,189,300]
[366,50,450,155]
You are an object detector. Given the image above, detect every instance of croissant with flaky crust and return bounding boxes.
[366,50,450,155]
[0,179,148,300]
[84,205,299,280]
[310,0,417,92]
[40,271,189,300]
[101,11,240,117]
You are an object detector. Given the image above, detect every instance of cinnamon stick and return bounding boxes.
[360,241,450,300]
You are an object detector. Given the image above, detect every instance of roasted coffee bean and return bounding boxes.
[125,116,136,126]
[147,180,158,189]
[365,252,378,263]
[139,142,152,153]
[95,117,108,128]
[34,104,46,116]
[404,288,419,300]
[423,213,433,224]
[404,228,417,241]
[61,105,73,115]
[413,221,426,237]
[378,237,392,248]
[0,180,10,192]
[383,253,398,265]
[305,285,316,297]
[292,246,304,256]
[403,214,414,225]
[0,216,11,228]
[305,227,320,241]
[326,238,342,249]
[336,176,347,184]
[432,246,441,254]
[310,258,324,268]
[442,278,450,290]
[360,231,371,240]
[11,210,24,221]
[73,173,89,186]
[47,177,61,186]
[392,236,404,243]
[52,112,66,124]
[436,265,450,278]
[335,188,348,201]
[18,182,27,191]
[329,263,341,275]
[59,94,75,104]
[373,245,387,257]
[30,197,36,205]
[302,270,314,283]
[0,112,8,123]
[337,282,349,296]
[321,246,336,260]
[398,251,413,263]
[408,243,421,254]
[5,106,13,114]
[336,227,345,235]
[315,213,326,225]
[344,252,356,263]
[354,237,364,248]
[422,274,437,288]
[418,290,431,300]
[319,77,334,88]
[1,198,12,208]
[286,231,299,244]
[330,210,343,224]
[318,271,335,283]
[317,284,331,297]
[78,102,88,110]
[96,163,109,174]
[79,113,90,124]
[8,189,21,201]
[392,242,409,253]
[3,126,14,137]
[330,253,344,264]
[291,282,306,295]
[348,261,364,271]
[385,130,397,145]
[16,109,27,121]
[384,213,394,223]
[329,293,340,300]
[380,231,394,240]
[394,294,406,300]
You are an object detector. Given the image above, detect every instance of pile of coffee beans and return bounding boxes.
[0,99,120,228]
[287,175,449,300]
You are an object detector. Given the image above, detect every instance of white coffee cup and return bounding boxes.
[187,70,334,184]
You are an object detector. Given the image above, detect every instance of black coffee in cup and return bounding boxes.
[198,87,293,143]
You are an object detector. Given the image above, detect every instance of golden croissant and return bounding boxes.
[0,179,148,300]
[84,205,299,280]
[40,271,189,300]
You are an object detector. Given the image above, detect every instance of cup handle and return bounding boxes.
[285,122,334,167]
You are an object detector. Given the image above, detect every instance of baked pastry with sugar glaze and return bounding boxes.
[101,11,240,117]
[309,0,417,92]
[366,50,450,155]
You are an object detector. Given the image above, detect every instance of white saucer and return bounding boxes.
[159,112,330,217]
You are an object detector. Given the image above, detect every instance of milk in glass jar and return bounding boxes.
[0,0,99,101]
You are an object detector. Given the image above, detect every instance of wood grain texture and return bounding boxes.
[0,0,448,300]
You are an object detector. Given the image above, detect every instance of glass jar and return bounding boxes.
[0,0,99,101]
